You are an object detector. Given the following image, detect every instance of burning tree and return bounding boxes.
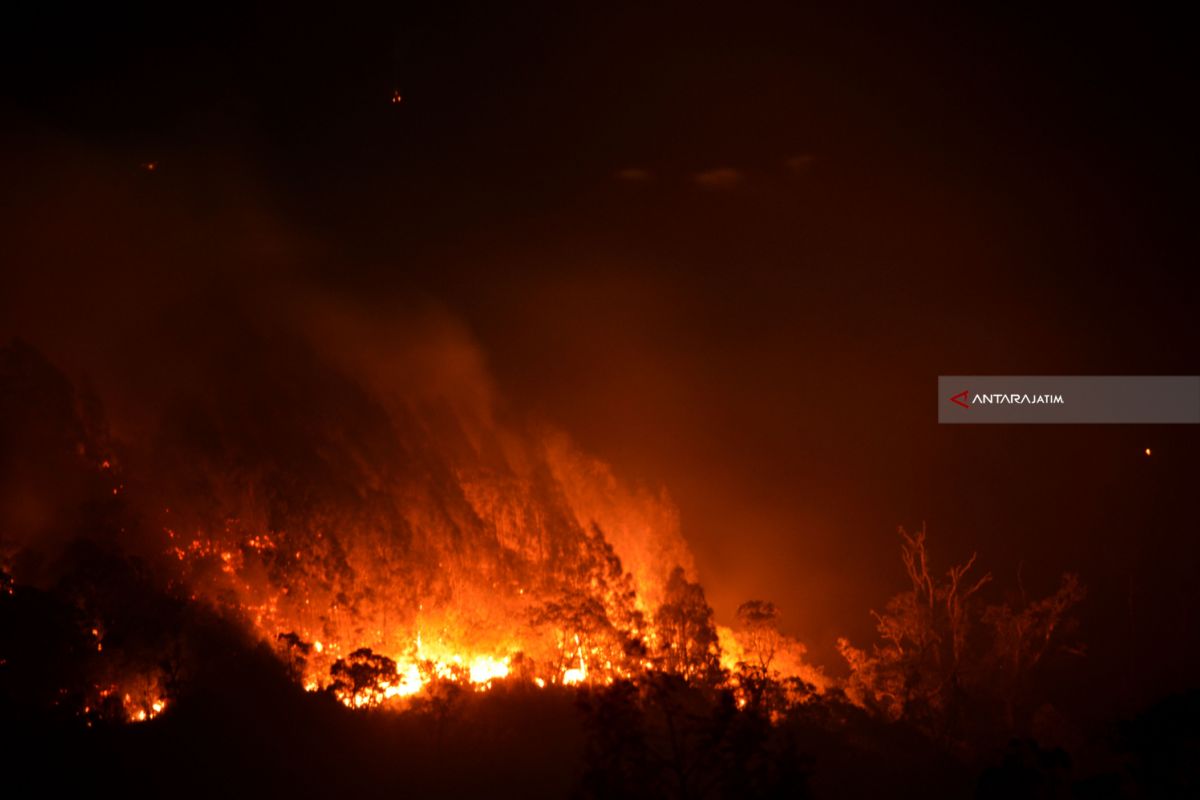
[736,600,783,672]
[726,600,824,719]
[530,523,650,684]
[654,566,723,685]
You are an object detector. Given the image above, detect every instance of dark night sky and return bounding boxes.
[3,4,1198,712]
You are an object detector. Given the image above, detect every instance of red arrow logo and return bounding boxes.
[950,390,970,409]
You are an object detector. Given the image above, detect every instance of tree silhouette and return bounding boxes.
[984,572,1086,727]
[839,526,1085,742]
[330,647,398,704]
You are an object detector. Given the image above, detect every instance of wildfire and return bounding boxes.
[1,341,828,724]
[150,429,711,706]
[14,412,837,730]
[154,481,828,712]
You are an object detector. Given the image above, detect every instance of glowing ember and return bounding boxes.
[81,680,168,724]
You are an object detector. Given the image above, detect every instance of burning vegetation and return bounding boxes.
[0,330,825,713]
[0,333,1121,796]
